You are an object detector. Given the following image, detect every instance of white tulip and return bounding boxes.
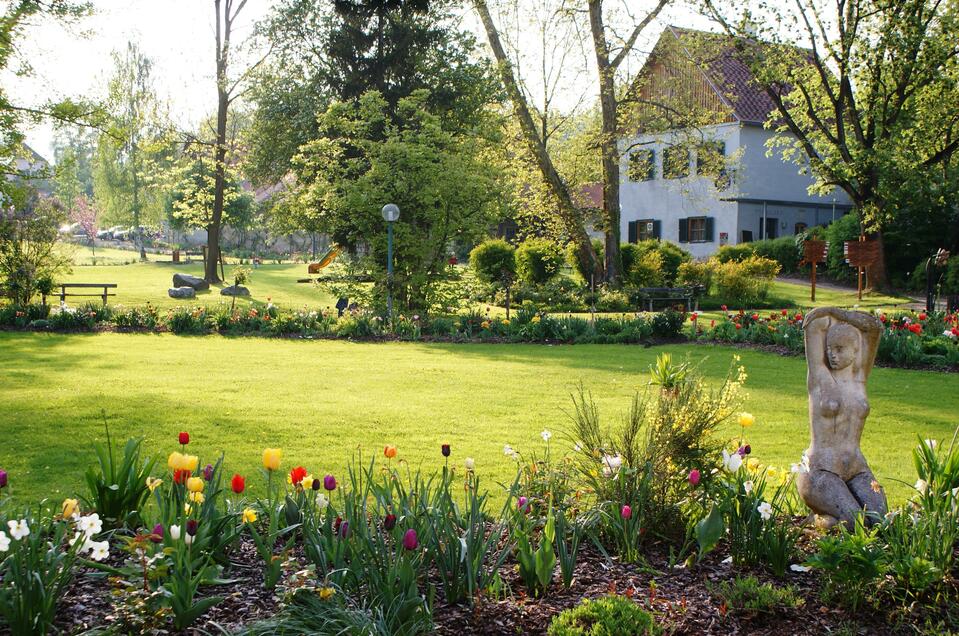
[170,524,182,540]
[464,457,475,470]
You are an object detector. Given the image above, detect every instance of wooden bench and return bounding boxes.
[56,283,117,305]
[637,286,704,312]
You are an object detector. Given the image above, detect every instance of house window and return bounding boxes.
[678,217,714,243]
[663,145,690,179]
[696,141,725,176]
[627,149,655,181]
[627,219,660,243]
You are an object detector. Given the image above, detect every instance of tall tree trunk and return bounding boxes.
[131,146,146,261]
[207,88,228,283]
[587,0,622,286]
[473,0,602,283]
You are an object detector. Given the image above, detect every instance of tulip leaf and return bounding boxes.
[695,505,725,562]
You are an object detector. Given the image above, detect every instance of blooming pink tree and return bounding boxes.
[70,196,98,258]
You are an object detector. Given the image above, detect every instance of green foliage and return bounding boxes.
[569,239,605,283]
[513,504,557,597]
[676,260,713,291]
[165,157,254,232]
[547,595,659,636]
[623,246,665,287]
[823,214,862,281]
[470,239,516,286]
[515,238,564,285]
[84,423,157,528]
[291,91,505,313]
[709,576,803,616]
[637,240,691,286]
[712,256,781,307]
[0,199,71,305]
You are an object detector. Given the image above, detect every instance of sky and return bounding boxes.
[9,0,714,162]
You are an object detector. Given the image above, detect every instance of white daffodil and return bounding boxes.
[573,443,582,452]
[464,457,475,470]
[722,450,743,472]
[0,531,9,552]
[790,564,811,573]
[7,519,29,540]
[601,453,623,478]
[315,493,329,511]
[89,541,110,561]
[924,439,938,451]
[743,480,754,494]
[790,453,810,474]
[721,556,732,565]
[503,444,513,456]
[915,479,929,495]
[757,501,773,521]
[541,430,552,442]
[79,513,102,537]
[169,525,182,541]
[459,536,468,563]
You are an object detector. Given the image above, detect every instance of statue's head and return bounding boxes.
[826,322,860,370]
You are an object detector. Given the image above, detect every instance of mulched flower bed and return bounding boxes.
[51,530,905,635]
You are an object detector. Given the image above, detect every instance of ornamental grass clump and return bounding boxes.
[547,595,660,636]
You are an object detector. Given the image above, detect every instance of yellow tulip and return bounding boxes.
[146,477,163,492]
[242,508,258,523]
[263,448,282,471]
[738,412,755,427]
[186,477,205,493]
[189,491,205,504]
[168,451,184,470]
[62,498,79,518]
[168,452,199,472]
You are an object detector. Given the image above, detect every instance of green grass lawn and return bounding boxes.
[63,245,337,310]
[0,332,954,508]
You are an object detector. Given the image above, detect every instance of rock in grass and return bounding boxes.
[168,286,196,299]
[172,273,209,291]
[220,285,250,297]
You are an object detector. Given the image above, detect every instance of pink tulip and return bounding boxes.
[402,528,418,550]
[621,504,632,519]
[688,469,701,487]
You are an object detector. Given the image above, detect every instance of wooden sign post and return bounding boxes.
[843,236,881,300]
[801,239,828,301]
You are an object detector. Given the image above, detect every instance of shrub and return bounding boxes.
[595,287,630,312]
[823,213,861,281]
[547,595,659,636]
[650,308,685,338]
[112,304,160,331]
[714,243,755,263]
[515,238,564,285]
[469,239,516,286]
[0,198,71,305]
[712,256,780,307]
[568,239,604,283]
[676,260,713,291]
[625,249,664,287]
[709,576,803,616]
[752,236,801,274]
[637,240,691,286]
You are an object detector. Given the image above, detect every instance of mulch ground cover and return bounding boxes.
[50,528,910,636]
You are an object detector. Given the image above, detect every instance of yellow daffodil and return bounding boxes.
[184,503,192,514]
[746,458,761,472]
[189,492,205,504]
[738,412,755,428]
[263,448,282,471]
[481,320,490,329]
[502,319,510,326]
[242,508,257,523]
[146,477,163,492]
[319,587,335,600]
[301,475,314,489]
[766,466,779,481]
[186,477,205,493]
[61,498,79,518]
[531,315,541,324]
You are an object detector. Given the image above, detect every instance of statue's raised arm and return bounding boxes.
[796,307,887,528]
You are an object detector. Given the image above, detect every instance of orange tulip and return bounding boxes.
[384,445,398,459]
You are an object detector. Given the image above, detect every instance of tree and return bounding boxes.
[94,42,166,260]
[166,155,253,235]
[703,0,959,288]
[70,195,98,257]
[0,198,71,305]
[585,0,668,284]
[473,0,602,283]
[291,90,506,313]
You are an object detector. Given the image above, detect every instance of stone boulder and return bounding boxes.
[168,286,196,299]
[172,273,209,291]
[220,285,251,297]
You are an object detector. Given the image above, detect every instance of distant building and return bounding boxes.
[5,143,52,197]
[620,26,853,258]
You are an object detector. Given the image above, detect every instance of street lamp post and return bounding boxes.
[381,203,400,321]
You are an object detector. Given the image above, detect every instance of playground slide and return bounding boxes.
[308,246,340,274]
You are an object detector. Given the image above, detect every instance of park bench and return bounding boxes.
[637,286,705,312]
[55,283,117,305]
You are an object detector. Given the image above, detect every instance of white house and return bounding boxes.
[620,26,852,258]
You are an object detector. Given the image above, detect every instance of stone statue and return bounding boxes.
[796,307,887,527]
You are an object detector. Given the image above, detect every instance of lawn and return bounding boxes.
[63,245,337,309]
[0,332,954,508]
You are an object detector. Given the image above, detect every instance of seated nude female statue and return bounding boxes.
[796,307,887,527]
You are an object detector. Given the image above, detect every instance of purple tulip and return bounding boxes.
[339,520,349,539]
[150,524,164,543]
[186,519,199,536]
[441,444,451,457]
[324,475,337,491]
[312,478,321,491]
[0,469,7,489]
[402,529,419,550]
[203,464,214,481]
[517,496,529,513]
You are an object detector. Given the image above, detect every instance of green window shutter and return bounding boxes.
[627,221,638,243]
[678,218,689,243]
[705,217,715,242]
[653,220,662,239]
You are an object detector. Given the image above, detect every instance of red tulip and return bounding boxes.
[231,474,245,494]
[441,444,451,457]
[173,469,191,484]
[384,514,397,530]
[178,432,190,446]
[918,313,927,321]
[402,528,419,550]
[290,466,307,485]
